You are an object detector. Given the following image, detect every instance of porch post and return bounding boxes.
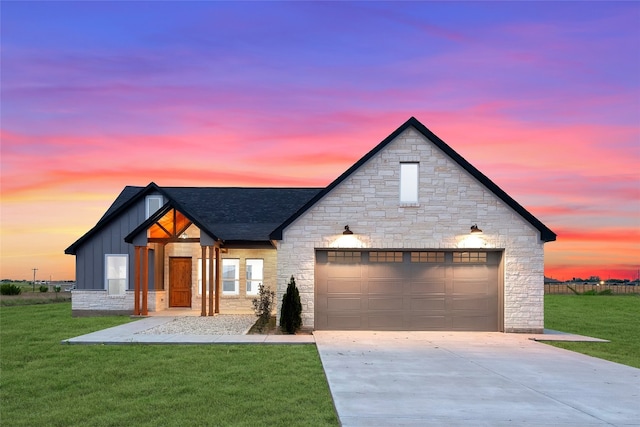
[134,246,141,315]
[215,246,221,314]
[201,246,207,316]
[208,245,214,316]
[141,247,148,316]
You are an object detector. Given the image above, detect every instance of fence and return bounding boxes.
[545,283,639,295]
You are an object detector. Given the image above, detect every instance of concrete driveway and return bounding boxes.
[314,331,640,426]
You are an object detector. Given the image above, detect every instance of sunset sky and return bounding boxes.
[1,1,639,282]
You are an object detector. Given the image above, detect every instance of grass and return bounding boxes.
[0,303,339,426]
[544,294,640,368]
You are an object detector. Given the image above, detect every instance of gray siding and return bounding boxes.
[75,198,148,290]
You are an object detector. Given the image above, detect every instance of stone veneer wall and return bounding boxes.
[72,290,166,315]
[276,128,546,333]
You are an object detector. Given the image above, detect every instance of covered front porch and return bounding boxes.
[126,205,223,317]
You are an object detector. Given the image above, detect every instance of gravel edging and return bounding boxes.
[136,315,257,335]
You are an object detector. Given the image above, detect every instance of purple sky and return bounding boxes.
[1,1,639,281]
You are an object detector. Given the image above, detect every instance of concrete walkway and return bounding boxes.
[314,331,640,426]
[62,317,314,344]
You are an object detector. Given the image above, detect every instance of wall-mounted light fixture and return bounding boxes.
[179,232,189,239]
[470,224,483,235]
[343,225,354,235]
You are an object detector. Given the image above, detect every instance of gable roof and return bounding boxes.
[65,184,321,254]
[270,116,556,242]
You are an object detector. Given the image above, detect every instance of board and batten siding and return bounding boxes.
[75,197,146,291]
[276,127,546,333]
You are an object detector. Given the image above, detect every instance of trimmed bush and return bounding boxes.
[279,275,302,334]
[252,284,275,332]
[1,283,22,295]
[39,285,49,293]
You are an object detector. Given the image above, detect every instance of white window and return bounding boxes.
[145,195,163,219]
[105,254,128,296]
[197,258,213,295]
[222,259,239,295]
[245,259,264,295]
[400,163,419,203]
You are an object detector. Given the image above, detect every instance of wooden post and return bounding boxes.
[134,246,141,315]
[201,246,207,316]
[215,246,221,314]
[141,247,148,316]
[208,245,214,316]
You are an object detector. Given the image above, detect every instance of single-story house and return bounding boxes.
[65,117,555,333]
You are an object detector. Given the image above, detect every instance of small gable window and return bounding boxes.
[400,162,419,203]
[146,195,163,219]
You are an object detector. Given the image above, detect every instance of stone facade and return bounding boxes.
[276,128,546,332]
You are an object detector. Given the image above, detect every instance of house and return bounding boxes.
[65,117,555,333]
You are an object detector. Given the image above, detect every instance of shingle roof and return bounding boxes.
[159,187,322,241]
[270,116,556,242]
[65,185,321,254]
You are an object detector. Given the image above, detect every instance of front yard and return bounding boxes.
[544,294,640,368]
[0,303,338,426]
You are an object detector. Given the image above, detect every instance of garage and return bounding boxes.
[315,250,502,331]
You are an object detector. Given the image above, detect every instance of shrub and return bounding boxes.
[54,285,61,293]
[1,283,22,295]
[252,284,275,332]
[279,275,302,334]
[598,289,613,295]
[39,285,49,293]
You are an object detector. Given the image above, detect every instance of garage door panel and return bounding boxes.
[368,314,404,329]
[326,316,362,330]
[410,297,446,311]
[410,280,446,294]
[369,296,403,310]
[368,280,404,295]
[327,297,361,311]
[327,279,362,293]
[452,295,490,310]
[408,315,447,330]
[452,314,496,331]
[316,250,500,331]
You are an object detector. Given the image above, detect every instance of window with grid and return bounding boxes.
[411,252,445,263]
[105,254,128,296]
[327,251,361,263]
[246,259,264,296]
[452,252,487,263]
[369,251,403,263]
[222,259,240,294]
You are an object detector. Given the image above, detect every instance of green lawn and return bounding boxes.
[544,294,640,368]
[0,303,339,426]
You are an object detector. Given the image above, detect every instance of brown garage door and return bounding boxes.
[315,250,501,331]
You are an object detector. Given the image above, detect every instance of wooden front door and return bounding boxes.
[169,257,192,307]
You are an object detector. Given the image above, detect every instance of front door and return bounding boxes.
[169,257,192,307]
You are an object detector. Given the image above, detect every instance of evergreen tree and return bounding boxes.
[280,275,302,334]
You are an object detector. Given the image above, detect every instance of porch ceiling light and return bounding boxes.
[343,225,354,235]
[470,224,483,235]
[179,232,189,239]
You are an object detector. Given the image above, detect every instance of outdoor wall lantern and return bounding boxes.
[343,225,354,235]
[470,224,483,235]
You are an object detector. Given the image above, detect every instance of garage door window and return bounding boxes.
[369,252,403,262]
[453,252,487,263]
[411,252,445,263]
[327,251,361,263]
